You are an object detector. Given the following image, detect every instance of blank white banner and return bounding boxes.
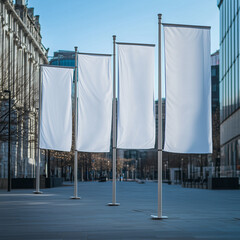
[163,25,212,154]
[117,44,155,149]
[40,66,73,151]
[76,54,112,152]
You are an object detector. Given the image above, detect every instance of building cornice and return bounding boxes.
[4,0,48,63]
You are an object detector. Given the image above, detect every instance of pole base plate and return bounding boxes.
[151,215,168,220]
[70,196,81,200]
[108,203,120,206]
[33,191,43,194]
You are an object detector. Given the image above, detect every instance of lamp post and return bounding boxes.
[166,161,168,181]
[4,90,11,192]
[181,158,183,184]
[164,163,167,180]
[135,159,137,180]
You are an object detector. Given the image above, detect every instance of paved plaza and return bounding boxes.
[0,181,240,240]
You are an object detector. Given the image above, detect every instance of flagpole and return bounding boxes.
[151,13,167,220]
[34,66,42,194]
[108,35,119,206]
[71,46,80,199]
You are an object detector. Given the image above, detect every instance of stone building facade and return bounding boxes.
[0,0,48,179]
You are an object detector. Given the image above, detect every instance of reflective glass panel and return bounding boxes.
[232,64,236,110]
[235,57,239,108]
[239,57,240,106]
[220,81,223,121]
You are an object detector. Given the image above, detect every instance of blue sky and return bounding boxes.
[28,0,219,97]
[29,0,219,56]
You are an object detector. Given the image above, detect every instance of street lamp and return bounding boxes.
[164,163,167,180]
[135,159,137,181]
[4,90,11,192]
[181,158,183,184]
[166,161,168,181]
[139,157,141,179]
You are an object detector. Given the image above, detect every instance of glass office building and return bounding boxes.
[218,0,240,178]
[49,50,75,67]
[49,50,76,97]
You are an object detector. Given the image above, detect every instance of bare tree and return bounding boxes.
[0,49,39,178]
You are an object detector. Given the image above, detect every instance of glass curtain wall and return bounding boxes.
[219,0,240,179]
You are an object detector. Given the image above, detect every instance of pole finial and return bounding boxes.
[158,14,162,20]
[113,35,116,40]
[74,46,78,52]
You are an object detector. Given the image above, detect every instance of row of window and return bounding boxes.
[221,137,240,177]
[220,14,239,81]
[220,55,240,121]
[219,0,240,122]
[50,59,75,67]
[2,2,42,56]
[220,0,239,41]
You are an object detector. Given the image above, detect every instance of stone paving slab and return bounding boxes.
[0,181,240,240]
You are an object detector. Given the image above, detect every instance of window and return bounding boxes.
[225,0,228,31]
[231,25,234,65]
[229,1,232,26]
[229,69,232,114]
[235,57,239,108]
[226,144,229,167]
[212,84,217,92]
[220,81,223,122]
[239,57,240,106]
[232,0,235,21]
[229,27,232,68]
[223,1,226,37]
[238,13,240,57]
[235,0,238,15]
[220,6,223,40]
[226,31,229,72]
[235,17,238,59]
[222,78,224,120]
[223,39,226,75]
[220,47,223,81]
[226,73,229,117]
[237,138,240,170]
[232,64,236,111]
[212,68,217,77]
[225,73,227,119]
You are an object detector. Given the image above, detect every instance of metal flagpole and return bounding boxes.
[108,35,119,206]
[34,66,43,194]
[116,42,155,47]
[151,13,167,219]
[71,46,80,199]
[7,90,11,192]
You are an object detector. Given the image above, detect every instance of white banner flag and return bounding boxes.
[163,25,212,153]
[40,66,73,151]
[117,44,155,149]
[76,54,112,152]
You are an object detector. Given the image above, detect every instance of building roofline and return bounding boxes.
[217,0,223,8]
[5,0,48,63]
[211,49,219,56]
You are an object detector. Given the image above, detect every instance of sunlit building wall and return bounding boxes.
[0,0,48,181]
